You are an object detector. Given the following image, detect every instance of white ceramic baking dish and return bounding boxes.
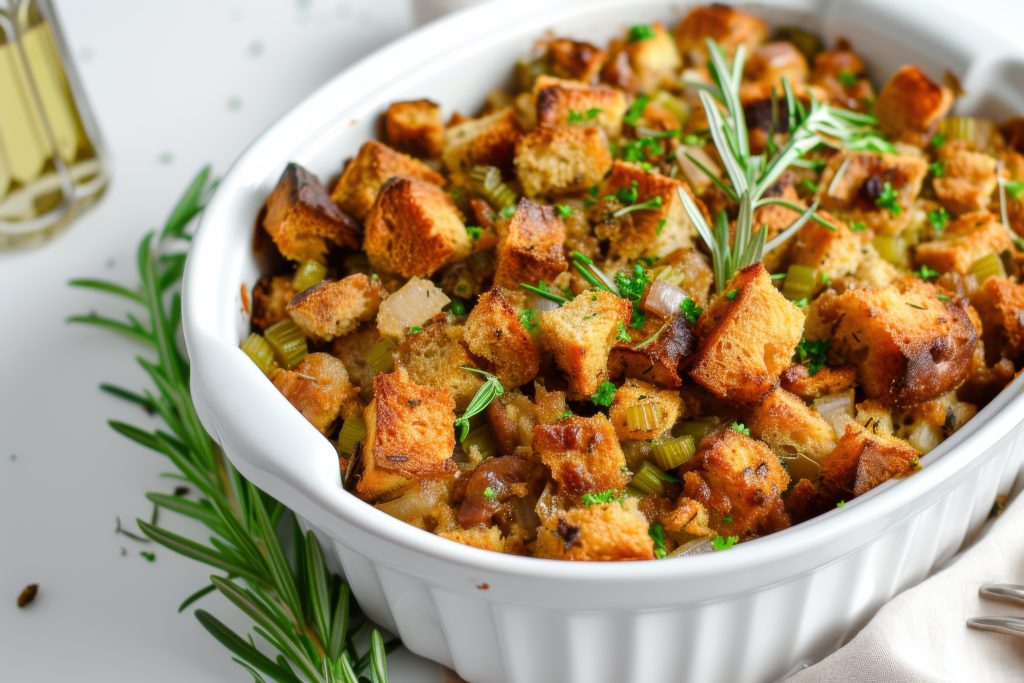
[182,1,1024,680]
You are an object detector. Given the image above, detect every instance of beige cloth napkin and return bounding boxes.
[790,492,1024,682]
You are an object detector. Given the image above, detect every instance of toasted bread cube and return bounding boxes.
[787,211,865,279]
[355,369,457,502]
[748,387,836,464]
[659,497,712,537]
[816,278,978,406]
[854,244,902,287]
[534,76,628,139]
[593,161,707,260]
[442,107,522,179]
[514,125,613,198]
[751,175,803,272]
[619,22,681,94]
[251,275,296,330]
[493,198,568,289]
[875,65,953,145]
[809,49,875,111]
[817,150,929,235]
[744,42,808,88]
[975,277,1024,360]
[821,422,918,499]
[286,273,386,342]
[541,37,607,83]
[330,324,379,397]
[689,264,805,404]
[534,498,654,561]
[395,320,483,411]
[364,177,471,278]
[608,379,682,441]
[914,212,1013,275]
[609,312,696,388]
[681,429,790,537]
[437,525,509,553]
[330,140,445,221]
[463,287,540,388]
[263,163,360,263]
[933,145,998,215]
[383,99,444,158]
[272,353,357,434]
[540,290,632,396]
[673,5,768,66]
[533,414,628,500]
[780,364,857,400]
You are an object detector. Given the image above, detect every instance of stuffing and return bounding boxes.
[330,324,379,397]
[263,163,360,263]
[875,65,953,145]
[533,414,629,501]
[608,379,683,441]
[286,273,386,342]
[442,107,522,179]
[463,287,540,388]
[659,497,712,538]
[672,5,768,66]
[451,454,542,529]
[486,391,539,455]
[744,41,808,88]
[914,211,1014,275]
[541,37,607,83]
[973,276,1024,360]
[809,49,874,111]
[251,275,296,331]
[514,125,613,198]
[747,387,836,464]
[816,150,929,235]
[395,319,483,411]
[383,99,445,158]
[437,525,508,553]
[751,175,803,273]
[608,312,696,388]
[534,498,654,561]
[787,211,866,280]
[329,140,445,220]
[932,144,998,215]
[821,422,919,500]
[780,364,858,400]
[364,176,472,278]
[605,22,681,94]
[493,198,568,289]
[272,353,357,435]
[534,75,628,139]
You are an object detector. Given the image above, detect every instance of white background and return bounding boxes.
[1,1,1022,681]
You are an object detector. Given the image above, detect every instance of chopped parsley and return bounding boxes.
[500,205,516,219]
[483,486,497,501]
[930,133,947,148]
[656,218,666,236]
[795,337,830,376]
[928,161,944,177]
[140,551,156,562]
[408,325,423,335]
[627,23,655,43]
[591,380,617,407]
[679,297,702,325]
[875,181,902,216]
[615,180,639,204]
[712,535,739,551]
[850,220,867,232]
[649,523,667,558]
[770,272,787,281]
[518,308,539,331]
[730,421,750,436]
[792,297,809,307]
[623,94,650,126]
[557,410,573,421]
[836,500,846,508]
[837,70,858,87]
[567,107,602,124]
[725,288,739,301]
[928,207,950,233]
[616,322,631,343]
[820,272,832,286]
[723,516,733,524]
[465,225,482,240]
[936,293,952,303]
[583,489,621,506]
[555,204,573,218]
[915,264,940,281]
[1005,180,1024,200]
[445,299,467,316]
[682,133,704,146]
[614,264,651,329]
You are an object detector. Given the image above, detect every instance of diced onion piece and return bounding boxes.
[650,435,696,470]
[813,390,855,436]
[938,116,996,148]
[783,452,822,482]
[630,461,668,496]
[668,536,714,557]
[907,421,941,454]
[292,260,327,293]
[781,264,817,302]
[376,277,450,338]
[524,291,561,313]
[626,403,660,432]
[264,318,307,369]
[469,165,517,209]
[969,252,1006,284]
[463,424,497,461]
[337,416,367,456]
[240,333,278,376]
[366,337,397,374]
[676,143,721,193]
[375,479,449,523]
[873,234,907,267]
[674,418,719,444]
[644,279,687,318]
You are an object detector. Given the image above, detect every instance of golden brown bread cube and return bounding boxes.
[533,414,629,500]
[747,387,836,465]
[329,140,445,221]
[780,364,857,400]
[688,264,805,404]
[608,312,696,388]
[330,324,379,397]
[681,428,790,537]
[809,49,875,112]
[787,211,866,280]
[514,125,613,198]
[875,65,953,145]
[821,422,918,500]
[383,99,445,158]
[750,175,803,273]
[534,498,654,561]
[442,107,522,179]
[395,320,483,411]
[614,22,681,94]
[814,278,978,406]
[744,41,808,88]
[364,176,472,278]
[608,379,683,441]
[914,212,1013,275]
[673,5,768,66]
[286,273,386,342]
[493,198,568,290]
[817,150,929,235]
[974,276,1024,360]
[539,290,632,396]
[272,353,357,435]
[437,525,508,553]
[541,37,607,83]
[534,76,628,139]
[933,144,998,215]
[355,369,458,503]
[463,287,540,388]
[251,275,296,330]
[263,163,360,263]
[593,161,707,260]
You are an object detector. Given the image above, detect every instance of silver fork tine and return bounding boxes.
[967,617,1024,638]
[979,584,1024,606]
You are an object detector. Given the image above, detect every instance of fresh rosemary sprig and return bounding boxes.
[454,367,505,442]
[69,168,395,683]
[680,39,882,292]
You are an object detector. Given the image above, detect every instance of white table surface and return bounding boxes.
[1,1,1022,681]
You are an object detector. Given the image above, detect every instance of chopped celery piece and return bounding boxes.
[469,165,517,209]
[969,252,1005,284]
[625,403,660,432]
[650,90,689,124]
[631,461,668,496]
[650,435,696,470]
[463,423,497,461]
[873,234,907,267]
[240,333,278,376]
[938,116,994,147]
[292,260,327,292]
[675,418,718,443]
[337,416,367,456]
[264,318,307,369]
[781,264,817,302]
[366,337,397,374]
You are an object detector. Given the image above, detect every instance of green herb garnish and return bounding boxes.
[556,204,574,217]
[408,325,423,335]
[649,523,667,558]
[627,24,655,43]
[928,207,950,233]
[928,161,944,177]
[875,180,902,216]
[465,225,482,240]
[712,535,739,551]
[591,381,617,407]
[725,288,738,301]
[850,220,867,232]
[519,308,539,331]
[445,299,467,316]
[795,337,830,375]
[837,70,858,87]
[731,421,750,436]
[520,280,569,305]
[454,368,505,442]
[680,298,702,325]
[936,293,952,303]
[483,486,497,501]
[583,490,621,506]
[568,107,602,124]
[616,322,631,343]
[624,94,650,126]
[915,264,940,281]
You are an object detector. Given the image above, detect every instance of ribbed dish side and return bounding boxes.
[305,432,1024,683]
